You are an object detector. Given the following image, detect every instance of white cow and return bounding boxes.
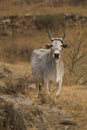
[31,31,68,96]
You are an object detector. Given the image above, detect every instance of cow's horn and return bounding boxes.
[48,30,53,41]
[62,32,66,40]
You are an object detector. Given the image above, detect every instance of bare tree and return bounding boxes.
[64,25,87,85]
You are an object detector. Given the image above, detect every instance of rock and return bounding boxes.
[2,19,11,24]
[59,118,76,125]
[3,67,12,74]
[0,98,26,130]
[0,94,34,107]
[0,72,5,78]
[0,94,77,130]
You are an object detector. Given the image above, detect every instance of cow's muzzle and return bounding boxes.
[53,53,60,59]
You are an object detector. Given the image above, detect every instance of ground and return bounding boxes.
[0,62,87,130]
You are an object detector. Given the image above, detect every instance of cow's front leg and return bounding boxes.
[56,79,62,96]
[36,82,41,95]
[44,80,50,95]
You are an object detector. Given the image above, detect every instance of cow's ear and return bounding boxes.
[45,44,53,49]
[63,44,69,48]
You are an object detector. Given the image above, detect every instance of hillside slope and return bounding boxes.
[0,62,87,130]
[0,0,87,16]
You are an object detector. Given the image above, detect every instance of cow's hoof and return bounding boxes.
[47,92,51,95]
[55,93,60,98]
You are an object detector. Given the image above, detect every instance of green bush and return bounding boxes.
[34,14,65,30]
[52,0,64,7]
[34,14,54,29]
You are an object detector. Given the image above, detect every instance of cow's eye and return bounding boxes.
[61,45,63,47]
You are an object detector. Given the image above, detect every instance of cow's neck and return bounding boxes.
[55,61,59,82]
[54,58,63,82]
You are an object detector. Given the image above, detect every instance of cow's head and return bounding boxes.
[46,31,69,59]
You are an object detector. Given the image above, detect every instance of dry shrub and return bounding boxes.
[52,0,64,7]
[51,0,86,6]
[64,39,87,85]
[0,103,26,130]
[14,0,42,5]
[69,0,86,6]
[4,76,31,95]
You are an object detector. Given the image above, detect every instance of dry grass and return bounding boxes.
[57,86,87,130]
[0,23,87,84]
[0,0,87,16]
[34,85,87,129]
[23,83,87,130]
[0,62,87,129]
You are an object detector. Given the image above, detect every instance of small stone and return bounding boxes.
[0,72,5,78]
[59,118,76,125]
[3,67,12,74]
[64,126,70,130]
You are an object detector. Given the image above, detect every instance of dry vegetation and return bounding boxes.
[0,63,87,130]
[0,0,87,16]
[0,15,87,85]
[0,0,87,130]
